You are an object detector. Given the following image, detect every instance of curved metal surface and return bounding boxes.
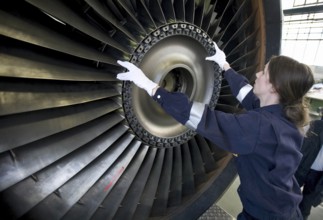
[0,0,282,219]
[122,25,221,146]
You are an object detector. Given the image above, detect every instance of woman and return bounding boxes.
[117,42,314,219]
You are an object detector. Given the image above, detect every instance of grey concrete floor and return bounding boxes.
[309,203,323,220]
[216,176,242,218]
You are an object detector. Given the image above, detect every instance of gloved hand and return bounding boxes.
[205,42,228,70]
[117,60,158,96]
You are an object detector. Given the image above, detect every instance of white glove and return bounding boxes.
[117,60,158,96]
[205,42,228,70]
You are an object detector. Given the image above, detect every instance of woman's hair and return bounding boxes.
[268,56,314,131]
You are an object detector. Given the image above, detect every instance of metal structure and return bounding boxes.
[0,0,281,219]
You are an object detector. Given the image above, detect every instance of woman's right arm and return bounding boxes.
[205,42,259,110]
[224,68,260,110]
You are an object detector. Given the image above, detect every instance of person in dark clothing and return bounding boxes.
[296,119,323,219]
[116,42,314,219]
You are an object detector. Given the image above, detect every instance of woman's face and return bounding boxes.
[253,63,275,98]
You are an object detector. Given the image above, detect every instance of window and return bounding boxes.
[294,0,323,7]
[282,1,323,66]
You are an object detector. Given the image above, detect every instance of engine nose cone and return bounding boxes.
[122,24,221,147]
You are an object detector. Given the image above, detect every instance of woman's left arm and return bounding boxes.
[153,87,260,154]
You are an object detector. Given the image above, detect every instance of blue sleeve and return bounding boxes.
[153,87,260,154]
[152,88,193,125]
[224,68,260,110]
[195,107,261,154]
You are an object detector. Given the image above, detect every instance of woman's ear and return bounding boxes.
[270,85,277,94]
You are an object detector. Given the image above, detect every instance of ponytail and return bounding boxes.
[268,56,314,133]
[284,97,311,134]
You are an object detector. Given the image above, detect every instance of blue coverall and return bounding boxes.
[152,68,303,219]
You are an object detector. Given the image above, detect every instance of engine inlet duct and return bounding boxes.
[0,0,281,219]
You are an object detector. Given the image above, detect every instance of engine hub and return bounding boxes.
[122,23,222,147]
